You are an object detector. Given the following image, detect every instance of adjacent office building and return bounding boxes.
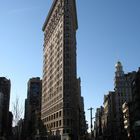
[0,77,11,138]
[94,106,104,140]
[114,61,136,139]
[94,62,137,140]
[114,61,136,103]
[132,68,140,140]
[77,78,87,138]
[41,0,84,139]
[24,77,42,139]
[102,91,116,140]
[0,92,4,136]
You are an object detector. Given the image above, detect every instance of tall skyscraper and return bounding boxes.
[0,77,11,138]
[41,0,83,139]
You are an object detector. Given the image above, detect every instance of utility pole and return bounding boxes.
[88,107,94,134]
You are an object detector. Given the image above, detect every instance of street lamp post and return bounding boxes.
[88,107,94,138]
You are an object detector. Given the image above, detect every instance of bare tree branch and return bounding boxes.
[12,96,23,126]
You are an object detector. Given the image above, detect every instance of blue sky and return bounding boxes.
[0,0,140,127]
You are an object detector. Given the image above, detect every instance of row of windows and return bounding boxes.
[45,47,63,70]
[44,111,62,123]
[45,119,72,130]
[42,102,63,117]
[43,78,63,97]
[43,63,62,84]
[47,120,62,129]
[45,62,63,81]
[46,25,63,46]
[46,48,62,62]
[46,74,62,89]
[43,82,61,96]
[45,40,62,59]
[46,20,63,44]
[44,49,63,70]
[44,59,63,78]
[42,88,62,104]
[41,111,74,128]
[43,88,62,103]
[44,17,63,48]
[45,94,63,108]
[43,67,63,91]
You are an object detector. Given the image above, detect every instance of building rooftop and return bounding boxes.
[42,0,78,31]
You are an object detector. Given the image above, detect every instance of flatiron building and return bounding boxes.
[41,0,83,139]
